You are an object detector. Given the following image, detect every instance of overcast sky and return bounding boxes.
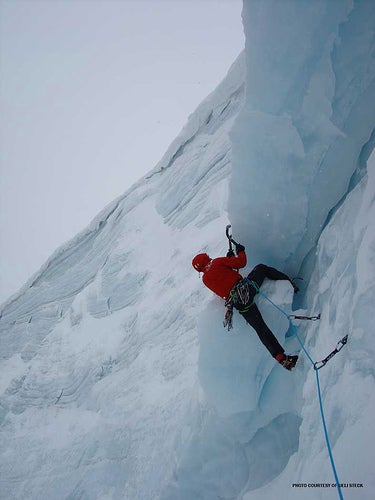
[0,0,244,305]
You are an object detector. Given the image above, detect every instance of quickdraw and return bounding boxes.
[223,306,234,331]
[289,313,321,321]
[314,335,349,370]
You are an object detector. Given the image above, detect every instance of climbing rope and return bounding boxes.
[246,279,345,500]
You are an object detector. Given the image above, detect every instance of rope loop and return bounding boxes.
[247,282,344,500]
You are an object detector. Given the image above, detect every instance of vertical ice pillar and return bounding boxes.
[228,0,375,274]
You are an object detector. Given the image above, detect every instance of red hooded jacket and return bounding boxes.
[202,250,247,300]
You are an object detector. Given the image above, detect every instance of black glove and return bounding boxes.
[235,243,245,253]
[226,249,235,258]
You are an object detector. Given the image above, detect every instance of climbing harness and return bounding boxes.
[224,281,251,329]
[224,279,257,323]
[228,279,251,308]
[247,279,347,500]
[236,280,251,305]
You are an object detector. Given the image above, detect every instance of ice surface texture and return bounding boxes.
[0,55,247,499]
[229,0,375,275]
[1,1,375,499]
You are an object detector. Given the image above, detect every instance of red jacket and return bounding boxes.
[202,251,247,300]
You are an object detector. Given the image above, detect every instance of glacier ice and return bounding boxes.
[1,1,375,499]
[229,0,375,277]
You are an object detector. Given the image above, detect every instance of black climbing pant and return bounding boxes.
[239,264,291,358]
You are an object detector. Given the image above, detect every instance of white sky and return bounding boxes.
[0,0,244,305]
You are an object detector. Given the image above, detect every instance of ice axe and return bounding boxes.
[225,224,238,254]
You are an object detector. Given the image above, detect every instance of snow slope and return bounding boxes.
[1,1,375,499]
[0,54,247,499]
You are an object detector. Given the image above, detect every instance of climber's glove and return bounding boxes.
[235,243,245,254]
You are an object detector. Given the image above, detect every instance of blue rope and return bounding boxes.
[246,279,344,500]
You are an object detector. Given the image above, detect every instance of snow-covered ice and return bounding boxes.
[1,1,375,499]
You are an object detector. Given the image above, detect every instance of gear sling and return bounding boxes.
[226,264,292,358]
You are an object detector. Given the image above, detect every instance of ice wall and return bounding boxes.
[229,0,375,275]
[242,150,375,500]
[162,281,304,500]
[1,1,375,499]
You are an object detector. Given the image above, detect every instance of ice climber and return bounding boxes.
[192,242,299,371]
